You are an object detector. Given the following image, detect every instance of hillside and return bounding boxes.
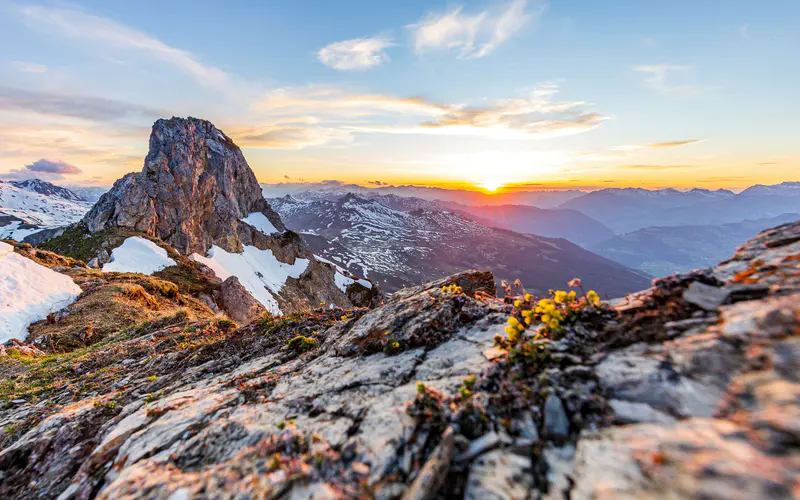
[445,202,615,246]
[0,181,91,241]
[591,214,800,275]
[269,193,651,297]
[0,219,797,498]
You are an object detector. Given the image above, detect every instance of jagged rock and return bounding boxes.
[219,276,266,325]
[82,117,284,255]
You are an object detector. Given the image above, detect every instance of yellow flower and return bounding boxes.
[548,319,559,330]
[442,286,447,293]
[508,328,519,342]
[507,317,520,327]
[587,290,600,304]
[541,314,551,323]
[524,293,532,302]
[504,325,516,335]
[554,291,567,304]
[340,315,348,321]
[514,299,521,308]
[568,290,577,301]
[524,316,532,325]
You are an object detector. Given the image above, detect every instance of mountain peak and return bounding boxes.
[9,179,85,202]
[82,117,284,255]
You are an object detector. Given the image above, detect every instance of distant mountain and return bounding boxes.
[269,193,651,297]
[262,181,586,208]
[63,185,110,202]
[654,182,800,227]
[442,202,615,246]
[9,179,85,202]
[590,214,799,277]
[0,181,91,241]
[559,187,735,232]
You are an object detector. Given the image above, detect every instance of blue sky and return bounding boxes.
[0,0,798,190]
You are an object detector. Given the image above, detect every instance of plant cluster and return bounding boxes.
[441,283,463,294]
[504,278,601,343]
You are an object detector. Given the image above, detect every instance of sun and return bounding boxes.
[479,179,505,192]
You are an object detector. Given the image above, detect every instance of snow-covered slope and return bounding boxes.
[0,181,91,240]
[9,179,85,202]
[192,245,309,315]
[0,242,82,341]
[102,237,177,275]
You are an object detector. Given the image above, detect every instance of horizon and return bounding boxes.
[1,0,798,191]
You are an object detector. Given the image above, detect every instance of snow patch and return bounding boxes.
[0,241,82,341]
[241,212,279,235]
[191,245,309,315]
[334,272,372,292]
[102,237,177,275]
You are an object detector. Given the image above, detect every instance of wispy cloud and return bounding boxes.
[612,139,703,151]
[317,36,394,70]
[1,158,83,181]
[0,86,162,122]
[16,4,231,88]
[739,23,752,40]
[351,83,607,139]
[408,0,545,59]
[12,61,47,73]
[618,164,695,170]
[635,64,710,94]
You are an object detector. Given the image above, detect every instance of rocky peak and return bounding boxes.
[82,117,285,255]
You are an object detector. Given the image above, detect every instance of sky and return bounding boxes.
[0,0,798,192]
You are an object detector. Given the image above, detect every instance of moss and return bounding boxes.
[39,226,126,263]
[286,335,317,353]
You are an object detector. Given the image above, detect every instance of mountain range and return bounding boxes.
[268,193,651,297]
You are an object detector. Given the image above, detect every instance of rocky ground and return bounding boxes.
[0,221,798,499]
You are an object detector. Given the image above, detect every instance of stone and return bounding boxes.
[543,393,570,439]
[219,276,267,325]
[455,431,501,462]
[464,449,534,500]
[682,281,729,310]
[401,427,455,500]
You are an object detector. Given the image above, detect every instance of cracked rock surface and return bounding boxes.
[0,221,798,499]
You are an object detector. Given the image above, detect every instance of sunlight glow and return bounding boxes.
[479,179,505,192]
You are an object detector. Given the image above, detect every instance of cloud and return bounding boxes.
[408,0,545,59]
[611,139,703,151]
[16,4,231,88]
[317,36,394,70]
[0,86,162,122]
[635,64,709,94]
[368,180,387,186]
[618,164,694,170]
[352,83,607,139]
[739,23,752,40]
[231,125,355,150]
[12,61,47,73]
[1,158,83,181]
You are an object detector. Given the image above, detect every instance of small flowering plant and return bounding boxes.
[503,278,602,342]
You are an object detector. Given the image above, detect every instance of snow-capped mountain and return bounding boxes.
[9,179,85,202]
[0,181,92,241]
[63,185,110,202]
[269,193,651,297]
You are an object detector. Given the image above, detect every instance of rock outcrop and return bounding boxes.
[72,117,379,315]
[83,117,284,256]
[0,221,797,499]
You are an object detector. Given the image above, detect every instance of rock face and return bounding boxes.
[83,117,285,255]
[77,117,378,313]
[0,221,797,499]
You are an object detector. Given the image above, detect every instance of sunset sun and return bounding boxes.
[479,179,505,192]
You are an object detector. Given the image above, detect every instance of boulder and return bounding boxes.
[219,276,267,325]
